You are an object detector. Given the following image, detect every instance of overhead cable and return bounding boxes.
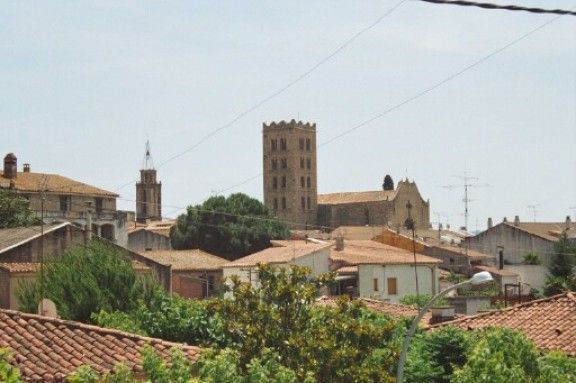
[417,0,576,16]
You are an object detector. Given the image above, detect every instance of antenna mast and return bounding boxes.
[142,140,155,170]
[443,171,489,232]
[527,204,541,222]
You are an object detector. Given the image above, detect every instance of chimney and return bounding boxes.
[514,215,520,226]
[23,163,30,173]
[566,216,572,230]
[487,217,493,229]
[3,153,17,179]
[446,223,450,230]
[335,235,344,251]
[438,223,442,241]
[503,217,508,223]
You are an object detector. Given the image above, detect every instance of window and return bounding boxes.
[280,138,287,150]
[281,176,286,188]
[281,197,286,210]
[272,177,278,189]
[306,138,311,150]
[271,159,277,170]
[95,198,103,214]
[387,278,398,295]
[281,158,287,169]
[59,195,71,212]
[306,158,311,169]
[307,196,311,209]
[271,139,277,151]
[301,197,305,210]
[300,158,305,169]
[373,278,379,292]
[299,138,305,150]
[306,177,311,188]
[273,198,278,210]
[300,176,305,188]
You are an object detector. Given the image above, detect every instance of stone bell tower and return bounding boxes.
[136,141,162,223]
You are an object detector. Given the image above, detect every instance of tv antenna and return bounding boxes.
[527,204,542,222]
[443,171,489,232]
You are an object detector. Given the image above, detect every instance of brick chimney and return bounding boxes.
[3,153,17,179]
[566,216,572,230]
[23,163,30,173]
[487,217,493,229]
[514,215,520,226]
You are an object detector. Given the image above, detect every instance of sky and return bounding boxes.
[1,1,575,232]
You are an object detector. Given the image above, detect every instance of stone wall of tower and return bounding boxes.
[136,169,162,222]
[263,120,318,229]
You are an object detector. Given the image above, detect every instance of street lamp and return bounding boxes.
[396,271,493,383]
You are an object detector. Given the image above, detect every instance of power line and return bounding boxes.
[113,0,408,193]
[215,10,569,194]
[417,0,576,16]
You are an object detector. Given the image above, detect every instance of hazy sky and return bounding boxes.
[2,1,575,231]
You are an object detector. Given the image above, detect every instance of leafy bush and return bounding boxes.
[17,240,157,322]
[537,351,576,383]
[523,252,542,265]
[400,294,447,308]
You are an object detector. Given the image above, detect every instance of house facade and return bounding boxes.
[0,153,127,246]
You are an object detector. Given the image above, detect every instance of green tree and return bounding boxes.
[451,327,540,382]
[537,351,576,383]
[544,233,576,295]
[17,240,155,322]
[211,265,397,382]
[170,193,290,260]
[383,175,394,191]
[0,189,40,228]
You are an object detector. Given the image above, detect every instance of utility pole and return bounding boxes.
[405,201,420,300]
[443,171,489,233]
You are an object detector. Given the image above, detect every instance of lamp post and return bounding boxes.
[396,271,494,383]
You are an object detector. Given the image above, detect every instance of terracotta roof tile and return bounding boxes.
[331,240,441,266]
[137,249,227,271]
[0,309,201,382]
[223,240,331,268]
[0,171,117,197]
[317,190,397,205]
[431,292,576,356]
[474,265,519,277]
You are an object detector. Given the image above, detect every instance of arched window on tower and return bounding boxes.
[306,177,311,188]
[274,198,278,210]
[281,176,286,188]
[282,197,286,210]
[307,197,311,209]
[301,197,305,210]
[272,177,278,189]
[300,176,305,188]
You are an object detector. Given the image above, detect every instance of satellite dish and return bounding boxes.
[37,299,58,318]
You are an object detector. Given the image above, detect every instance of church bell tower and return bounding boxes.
[136,141,162,223]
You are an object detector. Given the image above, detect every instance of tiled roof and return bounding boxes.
[331,240,441,266]
[127,220,175,238]
[0,262,149,273]
[474,265,519,277]
[223,240,331,268]
[502,222,575,242]
[431,292,576,356]
[0,263,40,273]
[317,190,396,205]
[433,245,494,260]
[0,171,117,197]
[335,265,358,274]
[0,223,69,254]
[0,309,201,382]
[316,296,433,325]
[138,249,228,271]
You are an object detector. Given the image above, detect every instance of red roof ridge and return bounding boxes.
[0,308,200,351]
[429,291,573,329]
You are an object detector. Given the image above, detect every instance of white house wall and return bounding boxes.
[358,264,438,303]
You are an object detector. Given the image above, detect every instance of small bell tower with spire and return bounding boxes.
[136,141,162,223]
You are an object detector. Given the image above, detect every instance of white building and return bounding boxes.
[222,240,331,286]
[330,239,441,303]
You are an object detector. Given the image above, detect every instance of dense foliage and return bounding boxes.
[17,240,154,322]
[399,294,447,308]
[170,193,290,260]
[544,234,576,296]
[405,326,576,383]
[0,188,40,228]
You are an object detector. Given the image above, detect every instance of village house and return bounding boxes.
[137,248,228,299]
[0,308,201,381]
[127,220,173,252]
[464,216,576,290]
[0,153,128,246]
[222,240,331,285]
[330,239,441,303]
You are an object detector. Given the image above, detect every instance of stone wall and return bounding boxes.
[127,230,171,252]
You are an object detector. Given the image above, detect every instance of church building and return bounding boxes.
[262,120,430,230]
